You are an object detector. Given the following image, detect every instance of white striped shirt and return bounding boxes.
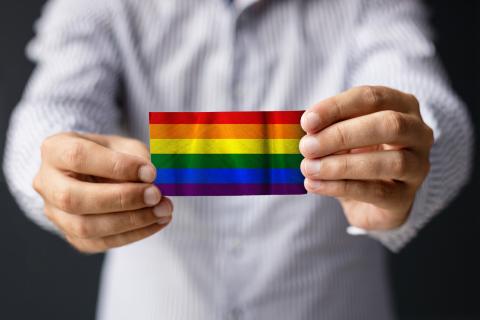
[3,0,473,319]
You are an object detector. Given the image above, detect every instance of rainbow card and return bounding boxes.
[149,111,307,196]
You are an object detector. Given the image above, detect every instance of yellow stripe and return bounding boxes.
[150,139,301,154]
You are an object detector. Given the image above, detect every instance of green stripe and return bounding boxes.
[151,154,303,168]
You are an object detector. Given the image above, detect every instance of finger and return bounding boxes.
[66,222,168,254]
[45,198,173,239]
[110,137,151,160]
[83,133,151,161]
[42,133,156,183]
[304,179,410,209]
[301,86,420,133]
[41,167,162,214]
[301,150,426,183]
[300,111,429,158]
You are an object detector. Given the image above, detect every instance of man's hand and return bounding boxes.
[33,132,172,253]
[300,86,434,230]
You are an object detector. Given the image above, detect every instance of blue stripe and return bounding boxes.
[155,168,304,184]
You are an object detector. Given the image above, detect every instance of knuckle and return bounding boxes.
[330,96,344,120]
[43,206,54,221]
[65,236,99,254]
[98,236,116,250]
[362,85,384,109]
[424,125,435,147]
[62,141,86,171]
[71,220,94,239]
[40,138,52,159]
[113,186,129,210]
[334,124,349,149]
[416,155,431,183]
[32,174,42,193]
[408,94,420,113]
[339,157,351,176]
[110,155,129,179]
[384,111,407,137]
[62,131,80,138]
[53,186,75,212]
[42,133,78,160]
[127,211,140,227]
[391,151,409,179]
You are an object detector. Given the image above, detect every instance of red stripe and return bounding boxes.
[149,111,304,124]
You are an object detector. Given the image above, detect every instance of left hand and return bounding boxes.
[299,86,434,231]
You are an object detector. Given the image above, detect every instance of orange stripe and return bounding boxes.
[150,124,305,139]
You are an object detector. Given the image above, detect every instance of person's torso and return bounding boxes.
[97,1,394,319]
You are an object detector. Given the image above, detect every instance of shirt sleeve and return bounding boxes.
[2,0,122,232]
[345,0,474,252]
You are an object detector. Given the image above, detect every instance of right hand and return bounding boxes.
[33,132,173,253]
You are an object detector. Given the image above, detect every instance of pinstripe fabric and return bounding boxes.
[2,0,473,319]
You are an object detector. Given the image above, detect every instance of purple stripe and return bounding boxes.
[156,183,306,196]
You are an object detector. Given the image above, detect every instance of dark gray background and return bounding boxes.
[0,1,478,319]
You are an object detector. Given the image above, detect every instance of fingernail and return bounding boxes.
[301,112,320,132]
[302,159,320,176]
[139,165,156,183]
[306,179,323,190]
[153,200,172,218]
[300,159,308,176]
[299,135,318,157]
[144,186,161,206]
[157,216,172,225]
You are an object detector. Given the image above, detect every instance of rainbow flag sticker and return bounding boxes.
[149,111,307,196]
